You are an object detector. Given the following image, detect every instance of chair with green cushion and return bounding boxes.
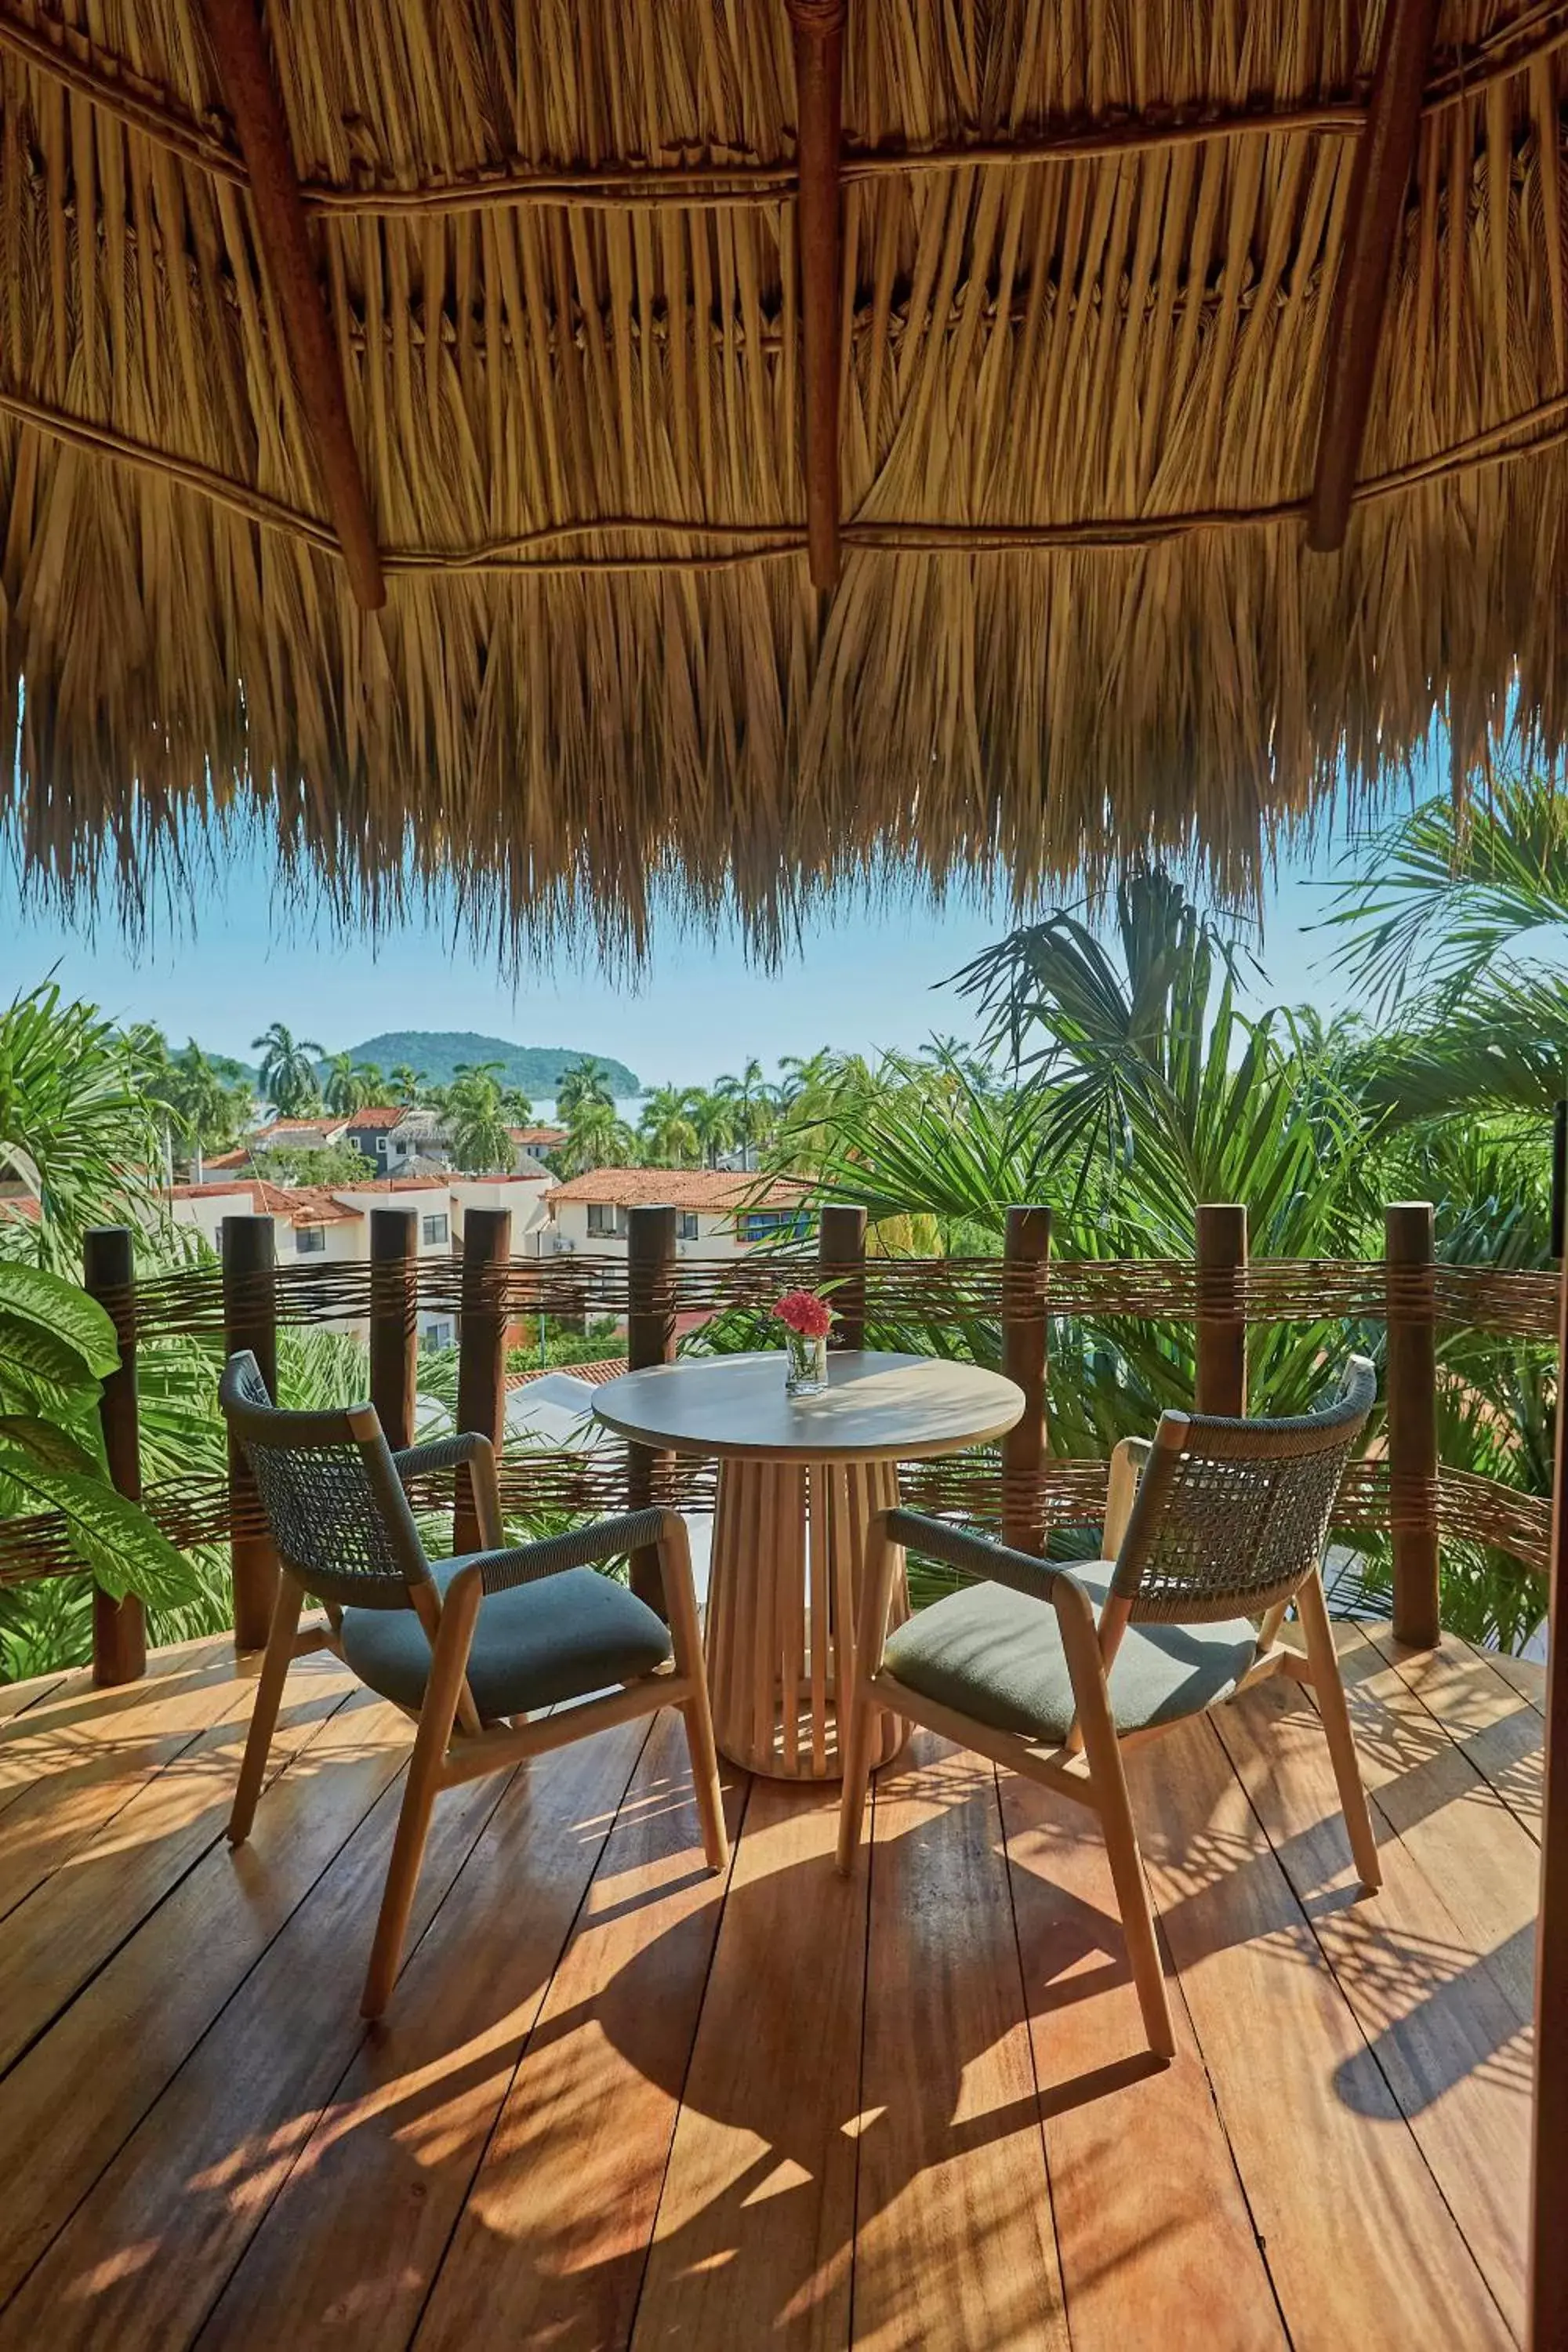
[836,1356,1379,2062]
[220,1350,727,2018]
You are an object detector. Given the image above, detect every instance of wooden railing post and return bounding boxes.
[626,1204,677,1615]
[369,1207,418,1450]
[1001,1206,1051,1555]
[1385,1201,1441,1649]
[83,1225,147,1685]
[454,1207,510,1554]
[221,1213,279,1652]
[819,1203,866,1350]
[1195,1203,1248,1417]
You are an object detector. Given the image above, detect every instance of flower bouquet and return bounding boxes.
[773,1288,835,1396]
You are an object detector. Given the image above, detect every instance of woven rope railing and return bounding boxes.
[92,1250,1563,1340]
[3,1236,1555,1619]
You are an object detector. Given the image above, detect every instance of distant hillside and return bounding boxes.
[339,1033,641,1098]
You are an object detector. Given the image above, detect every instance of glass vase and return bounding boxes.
[784,1329,829,1396]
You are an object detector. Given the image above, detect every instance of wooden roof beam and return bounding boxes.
[1307,0,1442,553]
[787,0,845,593]
[197,0,386,609]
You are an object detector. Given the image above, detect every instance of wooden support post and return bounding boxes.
[368,1207,419,1450]
[626,1204,678,1615]
[453,1208,510,1555]
[1529,1243,1568,2347]
[1385,1202,1441,1649]
[1306,0,1441,551]
[819,1202,866,1350]
[1195,1202,1248,1417]
[222,1214,279,1652]
[1001,1206,1051,1556]
[786,0,845,591]
[197,0,386,608]
[82,1226,147,1686]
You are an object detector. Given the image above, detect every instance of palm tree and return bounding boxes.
[445,1063,514,1172]
[499,1084,535,1128]
[352,1059,387,1103]
[688,1088,739,1169]
[322,1051,363,1116]
[252,1022,325,1116]
[166,1044,249,1153]
[716,1058,781,1170]
[0,985,163,1268]
[388,1062,425,1105]
[559,1098,637,1176]
[556,1057,618,1120]
[639,1085,701,1167]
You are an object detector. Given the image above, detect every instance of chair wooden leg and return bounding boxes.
[229,1571,304,1846]
[657,1513,729,1871]
[836,1514,902,1876]
[360,1579,478,2020]
[1298,1570,1382,1892]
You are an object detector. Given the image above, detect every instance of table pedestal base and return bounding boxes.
[703,1456,909,1780]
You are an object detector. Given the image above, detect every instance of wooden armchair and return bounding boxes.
[836,1356,1379,2061]
[220,1351,727,2017]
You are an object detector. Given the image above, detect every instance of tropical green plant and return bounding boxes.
[252,1022,325,1116]
[388,1062,426,1104]
[0,1262,198,1645]
[639,1085,701,1167]
[716,1057,781,1167]
[688,1087,739,1168]
[249,1141,376,1186]
[0,984,165,1268]
[556,1058,619,1120]
[445,1062,514,1172]
[557,1094,637,1175]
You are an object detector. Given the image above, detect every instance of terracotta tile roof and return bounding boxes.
[0,1194,40,1222]
[509,1124,567,1146]
[200,1148,250,1169]
[340,1105,406,1130]
[165,1178,361,1225]
[260,1116,344,1138]
[548,1167,810,1210]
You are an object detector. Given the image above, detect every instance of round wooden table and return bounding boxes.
[593,1351,1025,1781]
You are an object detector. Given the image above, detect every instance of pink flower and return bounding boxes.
[773,1288,835,1341]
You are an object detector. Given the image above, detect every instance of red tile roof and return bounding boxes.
[509,1125,567,1146]
[341,1105,407,1130]
[260,1117,343,1138]
[505,1358,627,1389]
[165,1178,361,1225]
[548,1167,809,1210]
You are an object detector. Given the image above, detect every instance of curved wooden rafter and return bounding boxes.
[0,2,1565,219]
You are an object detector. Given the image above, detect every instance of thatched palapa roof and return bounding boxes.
[2,2,1567,952]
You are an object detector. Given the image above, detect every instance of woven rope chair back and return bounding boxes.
[1110,1356,1377,1625]
[219,1351,431,1611]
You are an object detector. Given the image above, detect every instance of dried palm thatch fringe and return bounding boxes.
[5,3,1568,953]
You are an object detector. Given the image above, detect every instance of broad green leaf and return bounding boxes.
[0,1415,101,1474]
[0,1450,198,1610]
[0,1308,103,1399]
[0,1263,118,1377]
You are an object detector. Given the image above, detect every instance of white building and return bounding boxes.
[164,1171,557,1348]
[545,1168,811,1258]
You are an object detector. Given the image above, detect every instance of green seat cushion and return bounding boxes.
[882,1564,1258,1742]
[340,1557,673,1722]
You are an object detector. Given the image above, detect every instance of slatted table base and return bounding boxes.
[703,1455,909,1780]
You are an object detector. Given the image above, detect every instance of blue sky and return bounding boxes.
[0,800,1400,1093]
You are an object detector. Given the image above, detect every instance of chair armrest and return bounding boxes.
[393,1430,503,1548]
[883,1509,1089,1619]
[456,1506,669,1599]
[391,1432,493,1483]
[1102,1437,1152,1559]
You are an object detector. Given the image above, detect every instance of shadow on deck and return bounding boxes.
[0,1617,1540,2350]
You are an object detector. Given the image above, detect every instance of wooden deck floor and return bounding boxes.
[0,1617,1541,2350]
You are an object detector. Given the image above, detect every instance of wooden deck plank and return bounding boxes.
[631,1773,865,2352]
[0,1640,249,1922]
[1359,1627,1543,1843]
[0,1664,71,1725]
[0,1737,514,2351]
[1128,1715,1512,2350]
[0,1688,413,2306]
[851,1733,1068,2352]
[998,1773,1285,2352]
[1212,1671,1531,2338]
[0,1650,354,2075]
[1479,1647,1546,1717]
[200,1712,654,2352]
[419,1712,743,2352]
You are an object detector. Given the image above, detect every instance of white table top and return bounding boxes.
[592,1349,1025,1464]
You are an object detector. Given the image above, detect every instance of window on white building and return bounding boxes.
[677,1211,699,1241]
[586,1203,629,1237]
[295,1225,327,1254]
[421,1319,453,1349]
[422,1213,448,1246]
